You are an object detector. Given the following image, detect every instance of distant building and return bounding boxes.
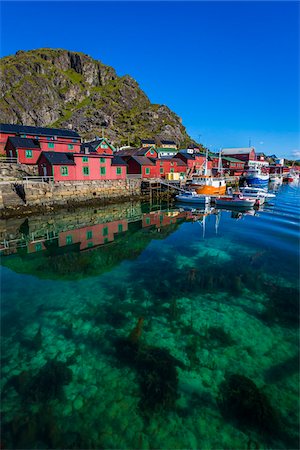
[81,137,115,155]
[156,147,178,158]
[141,139,156,148]
[221,147,256,162]
[160,140,177,149]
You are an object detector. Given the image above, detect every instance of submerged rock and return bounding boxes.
[218,374,278,434]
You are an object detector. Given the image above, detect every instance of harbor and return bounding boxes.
[1,182,299,449]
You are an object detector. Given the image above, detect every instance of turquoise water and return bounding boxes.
[1,183,299,449]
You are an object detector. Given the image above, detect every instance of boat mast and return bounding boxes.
[204,148,208,176]
[217,148,223,174]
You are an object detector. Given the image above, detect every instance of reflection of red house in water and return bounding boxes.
[1,123,81,156]
[142,211,186,228]
[59,220,128,250]
[26,219,128,253]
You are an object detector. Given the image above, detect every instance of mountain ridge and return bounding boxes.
[0,48,200,148]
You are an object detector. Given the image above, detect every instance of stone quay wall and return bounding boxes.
[0,179,144,216]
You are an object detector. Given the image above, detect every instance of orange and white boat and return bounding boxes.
[190,149,227,195]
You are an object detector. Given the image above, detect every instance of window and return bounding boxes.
[82,157,88,162]
[66,235,73,245]
[25,150,33,158]
[118,224,123,233]
[170,168,174,173]
[21,134,26,138]
[48,143,55,149]
[72,139,77,143]
[86,230,93,240]
[145,168,150,175]
[68,144,74,150]
[180,172,185,177]
[100,158,105,163]
[150,149,155,155]
[87,242,93,248]
[61,166,69,176]
[145,217,151,225]
[100,167,106,176]
[83,167,89,176]
[103,227,108,236]
[116,167,122,175]
[170,162,174,166]
[35,243,42,252]
[101,143,108,149]
[160,168,164,174]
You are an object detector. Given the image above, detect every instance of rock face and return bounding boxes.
[0,48,198,147]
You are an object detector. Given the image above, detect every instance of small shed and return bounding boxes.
[5,137,41,164]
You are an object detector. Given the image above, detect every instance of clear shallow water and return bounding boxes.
[1,184,299,449]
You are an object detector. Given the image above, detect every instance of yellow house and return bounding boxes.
[161,140,177,149]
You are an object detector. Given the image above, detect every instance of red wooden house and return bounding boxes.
[125,156,157,178]
[175,151,205,176]
[5,137,41,164]
[0,123,81,156]
[37,152,127,181]
[156,158,187,177]
[81,138,115,155]
[221,147,256,162]
[211,155,245,176]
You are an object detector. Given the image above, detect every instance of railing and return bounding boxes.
[0,157,18,164]
[23,176,54,184]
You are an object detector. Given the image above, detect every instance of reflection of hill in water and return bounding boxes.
[1,214,184,280]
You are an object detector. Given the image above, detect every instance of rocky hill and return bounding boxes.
[0,48,200,148]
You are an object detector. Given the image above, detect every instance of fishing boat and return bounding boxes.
[283,170,299,183]
[243,166,269,186]
[239,187,276,203]
[175,191,210,205]
[190,149,227,195]
[215,192,257,208]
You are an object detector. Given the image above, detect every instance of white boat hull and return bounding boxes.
[215,196,256,208]
[175,194,210,204]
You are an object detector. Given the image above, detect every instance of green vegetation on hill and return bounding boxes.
[0,48,201,148]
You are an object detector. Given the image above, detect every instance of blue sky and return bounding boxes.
[1,1,299,158]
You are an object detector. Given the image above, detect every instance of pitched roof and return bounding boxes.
[7,136,40,149]
[111,156,128,166]
[132,156,155,166]
[0,123,80,139]
[221,147,255,155]
[40,151,75,165]
[80,138,114,153]
[141,139,156,144]
[116,147,155,157]
[161,140,176,145]
[222,156,245,163]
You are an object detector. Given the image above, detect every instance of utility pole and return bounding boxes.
[249,137,251,147]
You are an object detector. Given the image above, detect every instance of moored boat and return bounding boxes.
[215,192,257,208]
[243,167,269,186]
[190,148,227,195]
[175,191,210,205]
[239,187,276,203]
